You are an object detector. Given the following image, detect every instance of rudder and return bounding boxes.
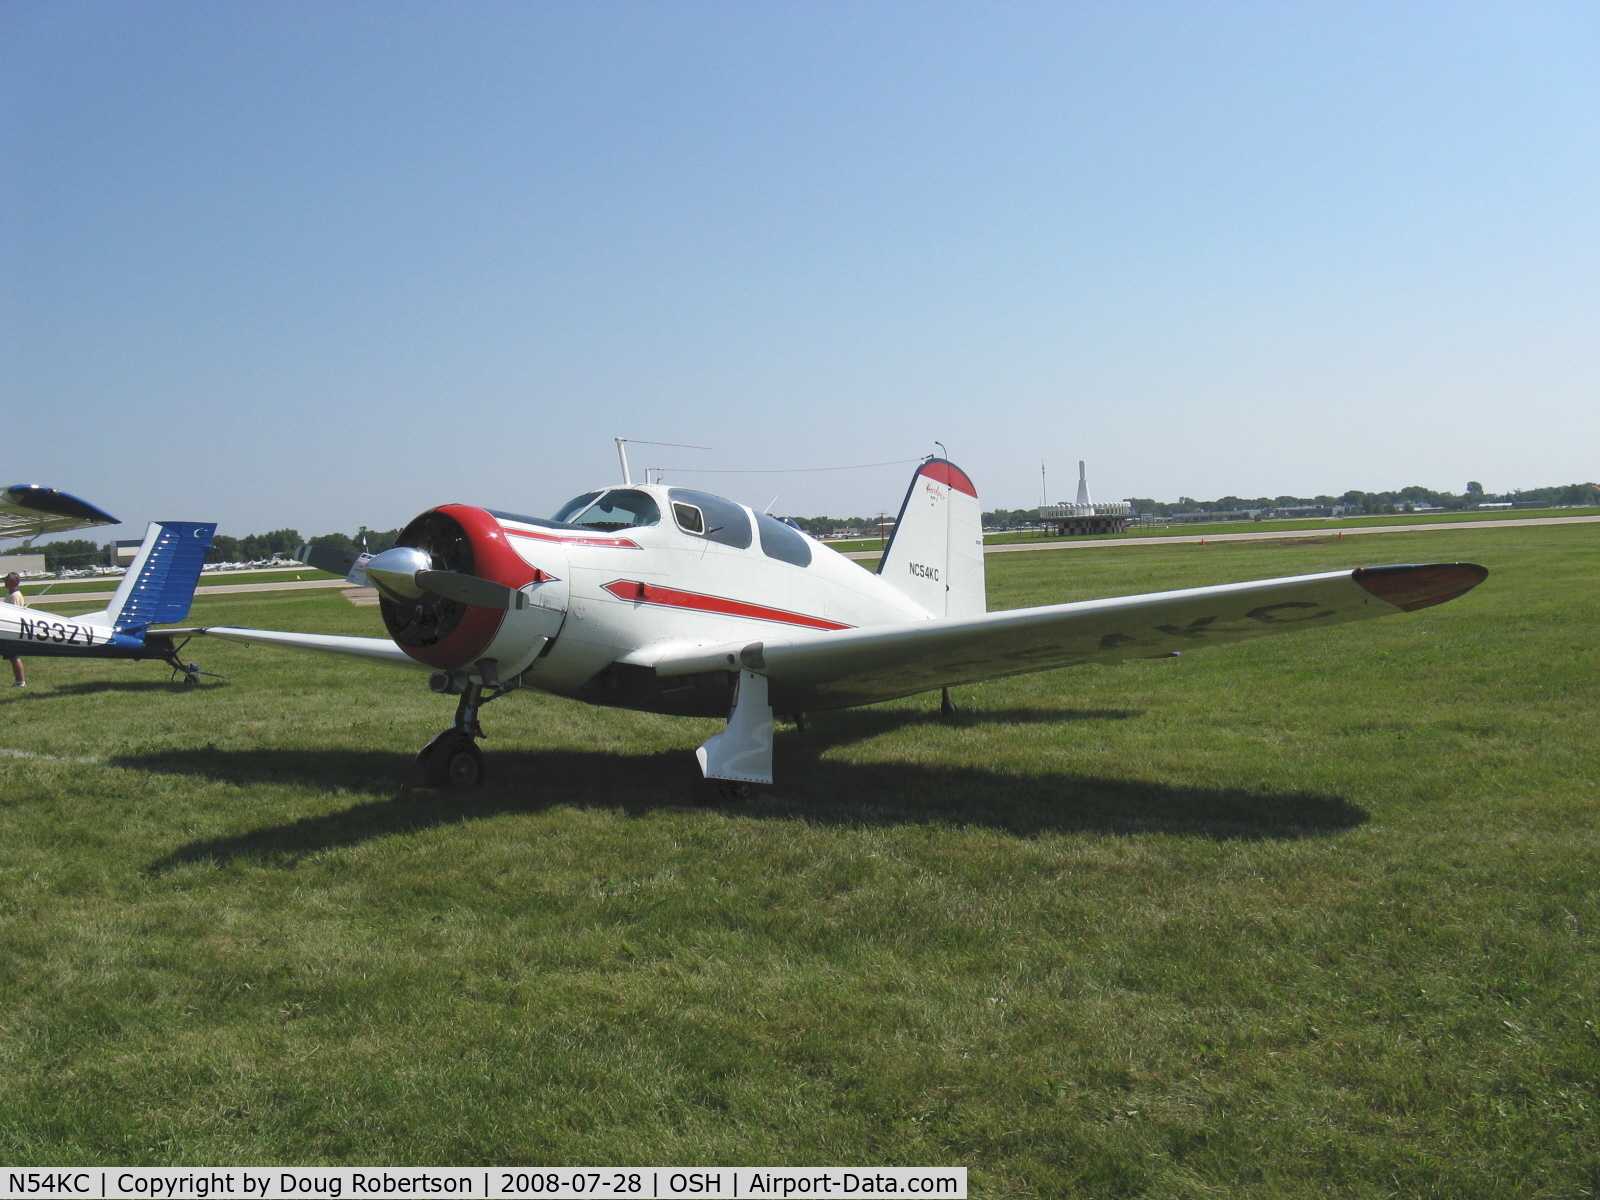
[99,521,218,632]
[877,458,985,618]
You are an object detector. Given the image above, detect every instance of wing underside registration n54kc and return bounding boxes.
[177,458,1487,798]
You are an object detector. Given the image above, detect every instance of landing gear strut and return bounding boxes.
[418,660,514,788]
[159,638,215,686]
[693,669,773,804]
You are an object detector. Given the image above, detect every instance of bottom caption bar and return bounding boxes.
[1,1168,967,1200]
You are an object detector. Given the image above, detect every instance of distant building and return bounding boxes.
[1038,462,1131,536]
[113,539,144,566]
[1166,509,1263,523]
[0,553,46,575]
[1271,505,1336,519]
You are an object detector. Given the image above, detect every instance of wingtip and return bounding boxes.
[1353,563,1489,611]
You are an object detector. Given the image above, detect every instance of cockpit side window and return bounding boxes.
[756,513,813,567]
[672,502,705,534]
[555,489,661,531]
[667,489,752,549]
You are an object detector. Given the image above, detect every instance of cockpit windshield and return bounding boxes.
[551,488,661,532]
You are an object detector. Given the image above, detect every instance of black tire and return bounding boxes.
[419,731,485,788]
[693,776,752,805]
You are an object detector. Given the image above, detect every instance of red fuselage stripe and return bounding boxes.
[504,526,641,549]
[602,581,852,631]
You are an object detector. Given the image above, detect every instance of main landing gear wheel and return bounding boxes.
[419,730,485,788]
[694,777,753,805]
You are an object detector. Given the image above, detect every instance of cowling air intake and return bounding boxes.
[377,505,567,676]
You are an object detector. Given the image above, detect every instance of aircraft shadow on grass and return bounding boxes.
[23,679,224,697]
[127,708,1369,872]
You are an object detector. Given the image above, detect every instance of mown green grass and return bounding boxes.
[986,506,1600,547]
[19,569,341,600]
[823,507,1600,554]
[1,527,1596,1195]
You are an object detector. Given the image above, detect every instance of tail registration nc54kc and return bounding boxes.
[185,459,1486,796]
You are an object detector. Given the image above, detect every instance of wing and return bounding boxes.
[170,626,425,670]
[650,563,1487,709]
[1,485,120,542]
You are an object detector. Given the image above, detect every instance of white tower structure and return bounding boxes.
[1039,460,1131,536]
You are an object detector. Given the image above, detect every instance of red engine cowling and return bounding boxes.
[381,504,567,675]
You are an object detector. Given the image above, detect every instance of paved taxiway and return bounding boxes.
[35,514,1598,601]
[845,514,1600,559]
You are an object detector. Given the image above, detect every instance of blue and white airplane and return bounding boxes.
[2,521,218,684]
[1,483,120,543]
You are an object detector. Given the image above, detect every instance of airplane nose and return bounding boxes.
[364,546,434,602]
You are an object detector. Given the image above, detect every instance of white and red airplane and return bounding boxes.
[181,458,1486,797]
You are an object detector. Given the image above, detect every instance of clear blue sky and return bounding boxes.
[4,1,1596,539]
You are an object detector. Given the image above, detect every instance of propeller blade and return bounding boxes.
[358,546,524,609]
[299,543,361,576]
[415,569,527,611]
[299,543,374,586]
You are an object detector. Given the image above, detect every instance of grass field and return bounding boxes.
[1,525,1596,1195]
[984,507,1600,546]
[18,568,341,600]
[822,507,1600,554]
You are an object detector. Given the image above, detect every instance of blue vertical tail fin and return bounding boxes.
[95,522,217,633]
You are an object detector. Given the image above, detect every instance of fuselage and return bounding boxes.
[0,603,153,660]
[383,484,935,716]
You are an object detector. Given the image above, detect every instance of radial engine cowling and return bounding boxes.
[380,504,568,678]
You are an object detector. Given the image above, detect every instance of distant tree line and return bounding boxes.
[204,526,403,564]
[980,481,1599,527]
[787,516,886,537]
[37,539,106,571]
[28,480,1598,569]
[33,526,405,572]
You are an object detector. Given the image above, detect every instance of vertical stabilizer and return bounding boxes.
[877,459,985,618]
[89,521,217,632]
[1075,461,1092,506]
